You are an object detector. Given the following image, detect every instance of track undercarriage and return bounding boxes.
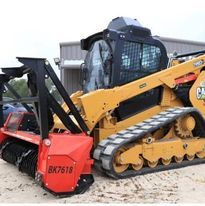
[94,107,205,179]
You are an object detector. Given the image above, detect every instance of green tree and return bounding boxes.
[46,78,62,103]
[4,78,62,103]
[4,79,29,98]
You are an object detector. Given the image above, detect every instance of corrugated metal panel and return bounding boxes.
[60,37,205,63]
[60,37,205,93]
[62,69,82,94]
[60,42,86,64]
[162,41,205,55]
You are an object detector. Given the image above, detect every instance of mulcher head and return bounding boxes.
[0,57,94,196]
[37,133,94,196]
[0,113,94,196]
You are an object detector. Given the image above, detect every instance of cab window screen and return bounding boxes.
[142,44,161,71]
[119,41,161,84]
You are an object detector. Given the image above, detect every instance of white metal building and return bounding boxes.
[59,37,205,94]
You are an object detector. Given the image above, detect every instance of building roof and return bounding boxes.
[60,41,80,46]
[60,36,205,47]
[156,36,205,47]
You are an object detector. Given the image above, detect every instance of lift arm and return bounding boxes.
[0,57,89,139]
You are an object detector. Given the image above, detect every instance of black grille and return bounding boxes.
[119,41,161,84]
[142,44,161,71]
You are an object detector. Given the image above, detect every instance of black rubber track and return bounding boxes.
[93,107,205,179]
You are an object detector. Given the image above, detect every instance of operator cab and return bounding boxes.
[81,17,168,120]
[81,17,168,92]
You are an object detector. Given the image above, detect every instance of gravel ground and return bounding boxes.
[0,159,205,203]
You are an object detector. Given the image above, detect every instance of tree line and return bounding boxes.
[4,78,62,102]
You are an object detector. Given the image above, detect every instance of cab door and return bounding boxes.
[112,40,165,120]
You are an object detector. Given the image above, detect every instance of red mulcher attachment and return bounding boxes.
[37,133,93,195]
[0,113,94,196]
[0,57,94,197]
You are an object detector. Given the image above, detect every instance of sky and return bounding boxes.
[0,0,205,75]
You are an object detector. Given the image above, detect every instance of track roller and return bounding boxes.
[113,147,129,173]
[186,154,195,161]
[196,151,205,158]
[147,160,158,168]
[174,156,184,163]
[161,158,172,166]
[131,156,144,171]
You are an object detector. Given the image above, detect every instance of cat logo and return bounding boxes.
[197,82,205,100]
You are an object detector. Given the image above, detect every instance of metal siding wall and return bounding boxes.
[60,39,205,93]
[63,69,82,94]
[60,40,205,62]
[60,43,86,61]
[60,42,85,92]
[161,41,205,55]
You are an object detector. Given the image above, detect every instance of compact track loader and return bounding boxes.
[1,17,205,196]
